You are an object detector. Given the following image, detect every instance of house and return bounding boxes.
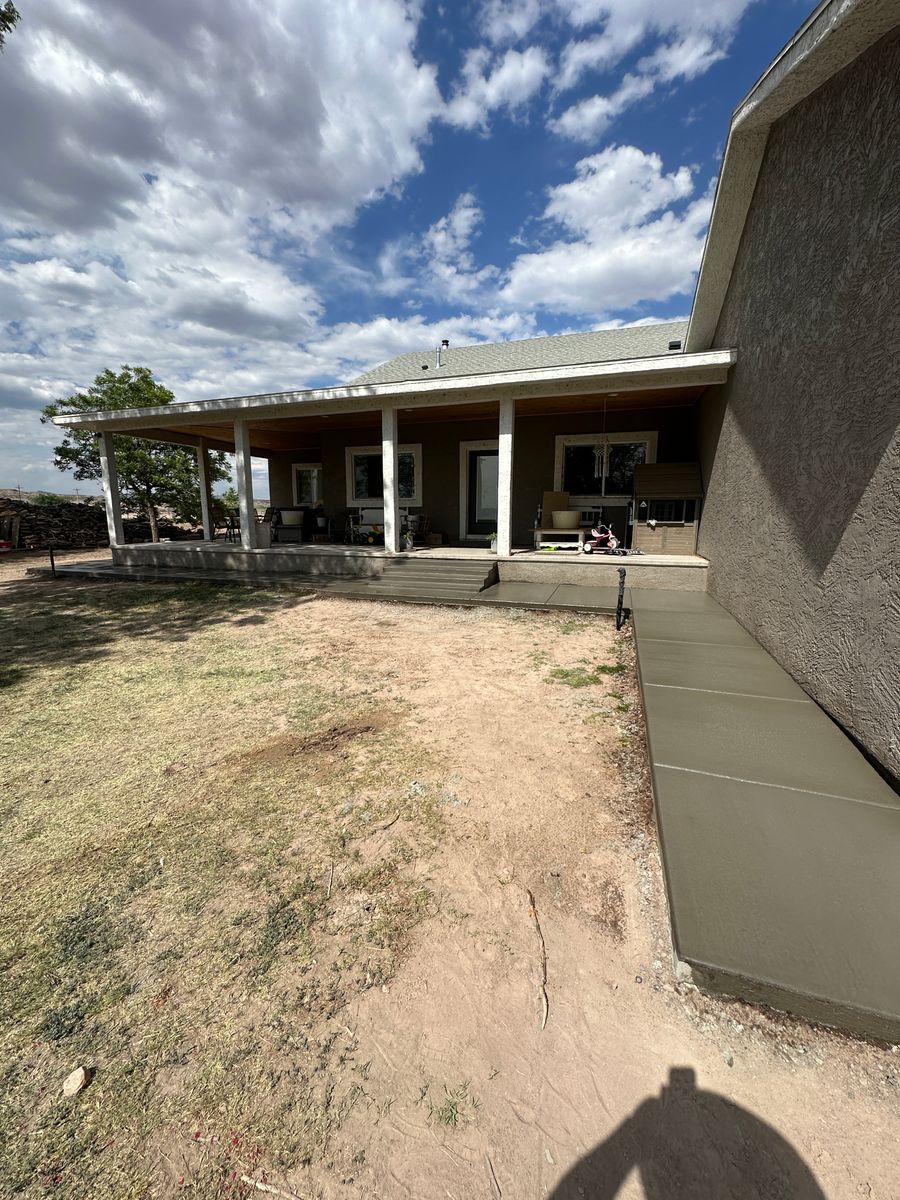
[51,0,900,1041]
[54,0,898,779]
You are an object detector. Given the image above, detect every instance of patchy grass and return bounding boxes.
[420,1080,481,1129]
[547,661,625,688]
[0,580,446,1198]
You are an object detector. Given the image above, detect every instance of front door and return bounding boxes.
[464,445,499,538]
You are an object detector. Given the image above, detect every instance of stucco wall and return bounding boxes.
[267,403,698,548]
[698,27,900,777]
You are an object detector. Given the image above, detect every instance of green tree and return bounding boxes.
[42,366,230,543]
[0,3,21,51]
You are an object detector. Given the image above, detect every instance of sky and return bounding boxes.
[0,0,810,496]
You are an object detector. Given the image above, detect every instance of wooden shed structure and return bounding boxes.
[632,462,704,555]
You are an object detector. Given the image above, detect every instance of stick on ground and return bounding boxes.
[240,1175,308,1200]
[486,1152,503,1199]
[526,887,549,1030]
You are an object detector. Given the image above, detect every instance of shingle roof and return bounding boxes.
[348,320,689,386]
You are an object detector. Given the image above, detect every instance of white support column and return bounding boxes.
[497,396,515,557]
[97,431,125,548]
[196,438,214,542]
[381,404,400,554]
[233,419,258,550]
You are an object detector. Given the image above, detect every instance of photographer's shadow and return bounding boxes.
[549,1067,826,1199]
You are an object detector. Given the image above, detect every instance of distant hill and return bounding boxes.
[0,488,101,504]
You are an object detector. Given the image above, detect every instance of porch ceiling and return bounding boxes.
[115,385,708,454]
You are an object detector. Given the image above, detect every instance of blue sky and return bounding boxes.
[0,0,809,494]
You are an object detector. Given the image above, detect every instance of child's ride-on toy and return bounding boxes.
[581,523,625,555]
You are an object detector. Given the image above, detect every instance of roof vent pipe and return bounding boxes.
[436,338,449,368]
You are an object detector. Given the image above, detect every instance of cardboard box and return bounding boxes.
[425,532,444,545]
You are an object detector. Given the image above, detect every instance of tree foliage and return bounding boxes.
[42,366,231,542]
[0,3,21,50]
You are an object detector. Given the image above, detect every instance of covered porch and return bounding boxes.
[56,344,733,589]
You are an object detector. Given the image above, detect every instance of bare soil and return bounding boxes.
[1,579,897,1199]
[0,546,112,580]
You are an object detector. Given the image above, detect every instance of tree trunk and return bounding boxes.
[147,505,160,543]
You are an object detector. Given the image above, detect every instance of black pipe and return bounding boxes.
[48,543,57,578]
[615,566,626,630]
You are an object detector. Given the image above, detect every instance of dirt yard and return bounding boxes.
[1,576,898,1199]
[0,546,113,582]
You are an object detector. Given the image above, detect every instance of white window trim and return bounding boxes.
[553,431,658,506]
[345,443,422,507]
[459,439,499,541]
[291,462,323,506]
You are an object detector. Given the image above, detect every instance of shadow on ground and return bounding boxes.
[0,576,318,688]
[549,1068,826,1199]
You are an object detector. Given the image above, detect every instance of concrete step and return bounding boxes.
[335,581,487,598]
[379,571,494,590]
[381,563,492,580]
[321,586,482,605]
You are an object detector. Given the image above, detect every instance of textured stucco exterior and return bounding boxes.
[698,27,900,777]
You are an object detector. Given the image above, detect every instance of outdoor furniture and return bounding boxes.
[270,506,320,544]
[224,508,240,542]
[409,510,431,545]
[533,490,585,550]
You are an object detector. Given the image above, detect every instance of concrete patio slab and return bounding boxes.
[642,685,896,806]
[629,590,723,614]
[638,639,810,701]
[546,584,629,609]
[633,587,900,1040]
[479,581,559,605]
[632,609,758,647]
[654,764,900,1041]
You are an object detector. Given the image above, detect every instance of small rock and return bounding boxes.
[674,960,693,984]
[340,800,354,816]
[722,1050,734,1068]
[62,1066,89,1098]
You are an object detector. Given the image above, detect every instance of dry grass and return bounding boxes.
[0,581,445,1198]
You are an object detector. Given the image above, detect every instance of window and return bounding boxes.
[292,463,322,505]
[555,432,657,501]
[345,445,422,506]
[646,500,696,524]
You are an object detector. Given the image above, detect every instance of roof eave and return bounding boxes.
[52,349,736,435]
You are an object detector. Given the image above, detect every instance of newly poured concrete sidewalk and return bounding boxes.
[631,589,900,1042]
[40,560,631,614]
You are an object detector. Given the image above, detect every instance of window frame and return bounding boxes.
[291,462,323,506]
[553,431,658,504]
[344,444,422,507]
[644,499,696,525]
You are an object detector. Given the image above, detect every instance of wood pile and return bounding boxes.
[0,497,195,550]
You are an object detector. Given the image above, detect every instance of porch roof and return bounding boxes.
[52,346,736,452]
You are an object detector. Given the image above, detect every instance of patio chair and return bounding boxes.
[409,510,431,545]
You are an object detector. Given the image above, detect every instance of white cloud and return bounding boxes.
[480,0,543,45]
[444,46,550,131]
[376,192,499,303]
[552,0,756,135]
[551,73,655,141]
[0,0,442,240]
[501,145,712,315]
